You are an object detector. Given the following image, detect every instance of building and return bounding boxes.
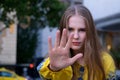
[83,0,120,50]
[0,22,17,64]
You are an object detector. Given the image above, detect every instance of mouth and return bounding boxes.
[72,42,81,46]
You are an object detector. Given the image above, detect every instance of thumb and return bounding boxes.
[69,53,83,65]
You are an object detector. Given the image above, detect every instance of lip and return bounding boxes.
[72,42,81,46]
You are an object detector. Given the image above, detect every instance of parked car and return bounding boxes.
[0,67,27,80]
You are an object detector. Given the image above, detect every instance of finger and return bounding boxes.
[48,36,52,52]
[60,29,67,47]
[65,33,74,49]
[54,30,60,47]
[69,53,83,65]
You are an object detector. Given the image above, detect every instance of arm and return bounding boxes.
[37,29,83,80]
[102,52,116,79]
[37,58,73,80]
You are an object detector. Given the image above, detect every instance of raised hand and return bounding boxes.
[48,29,83,71]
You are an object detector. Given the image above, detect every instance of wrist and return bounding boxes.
[48,64,61,72]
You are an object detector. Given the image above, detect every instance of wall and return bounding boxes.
[0,23,16,64]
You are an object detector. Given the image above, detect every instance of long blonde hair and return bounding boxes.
[59,4,105,80]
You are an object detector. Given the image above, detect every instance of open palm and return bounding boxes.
[48,29,83,71]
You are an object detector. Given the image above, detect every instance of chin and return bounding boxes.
[71,46,81,51]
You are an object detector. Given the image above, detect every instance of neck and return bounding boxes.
[71,49,85,66]
[72,49,83,55]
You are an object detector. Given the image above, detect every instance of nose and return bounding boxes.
[73,31,79,39]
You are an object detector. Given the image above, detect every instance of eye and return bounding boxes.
[68,27,74,32]
[79,28,86,32]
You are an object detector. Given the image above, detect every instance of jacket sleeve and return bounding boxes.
[102,52,116,79]
[37,58,73,80]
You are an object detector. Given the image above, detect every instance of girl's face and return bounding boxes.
[68,15,86,51]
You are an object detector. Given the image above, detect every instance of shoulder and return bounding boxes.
[102,52,114,62]
[101,51,116,78]
[101,51,115,67]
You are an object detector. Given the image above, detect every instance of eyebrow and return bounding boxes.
[68,26,86,29]
[68,26,86,31]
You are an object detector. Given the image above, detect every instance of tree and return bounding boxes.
[0,0,67,63]
[0,0,67,28]
[17,23,38,63]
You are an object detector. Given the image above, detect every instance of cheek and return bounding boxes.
[67,31,73,37]
[79,33,86,41]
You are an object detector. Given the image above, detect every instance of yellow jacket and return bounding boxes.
[37,52,116,80]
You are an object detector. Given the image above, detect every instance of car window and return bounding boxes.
[0,71,13,77]
[0,72,2,76]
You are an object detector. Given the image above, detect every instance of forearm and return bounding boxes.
[37,58,73,80]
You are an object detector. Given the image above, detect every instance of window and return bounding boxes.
[0,71,13,77]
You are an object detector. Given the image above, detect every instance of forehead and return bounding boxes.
[68,15,85,28]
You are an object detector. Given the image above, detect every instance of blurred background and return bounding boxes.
[0,0,120,80]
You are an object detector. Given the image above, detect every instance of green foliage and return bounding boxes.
[40,0,67,28]
[0,0,67,28]
[0,0,67,63]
